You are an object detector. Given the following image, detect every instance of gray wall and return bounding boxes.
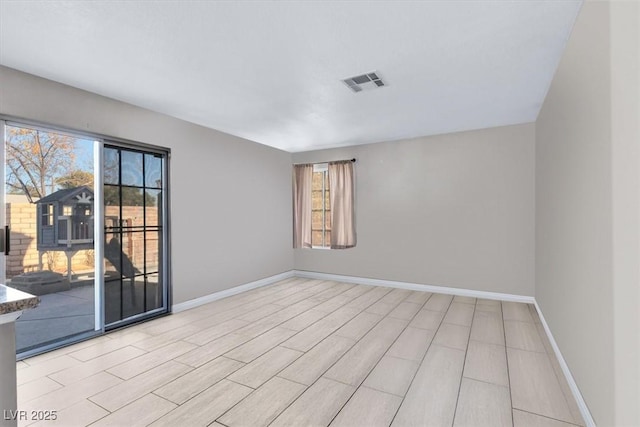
[535,1,639,425]
[610,2,640,423]
[0,65,294,305]
[293,123,535,296]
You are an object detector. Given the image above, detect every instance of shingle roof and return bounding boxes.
[37,186,94,204]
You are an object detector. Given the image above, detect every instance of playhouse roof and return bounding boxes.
[37,186,94,204]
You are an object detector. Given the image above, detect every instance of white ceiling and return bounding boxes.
[0,1,582,153]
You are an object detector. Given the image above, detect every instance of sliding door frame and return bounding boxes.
[0,120,6,282]
[94,141,105,331]
[102,139,172,329]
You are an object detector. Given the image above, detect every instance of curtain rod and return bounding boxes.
[293,158,356,165]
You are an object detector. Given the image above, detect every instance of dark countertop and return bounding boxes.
[0,284,39,315]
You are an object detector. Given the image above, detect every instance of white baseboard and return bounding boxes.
[293,270,535,303]
[533,302,596,427]
[171,270,295,313]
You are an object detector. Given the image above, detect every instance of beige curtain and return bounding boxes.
[292,164,313,248]
[329,161,356,249]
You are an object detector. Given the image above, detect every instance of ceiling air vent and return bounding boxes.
[342,71,386,93]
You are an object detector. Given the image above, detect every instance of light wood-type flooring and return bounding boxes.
[16,277,586,427]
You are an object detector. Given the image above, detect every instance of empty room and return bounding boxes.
[0,1,638,426]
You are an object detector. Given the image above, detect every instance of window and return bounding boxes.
[293,160,356,249]
[42,203,54,226]
[311,163,330,248]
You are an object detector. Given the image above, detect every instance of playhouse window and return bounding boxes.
[42,204,54,226]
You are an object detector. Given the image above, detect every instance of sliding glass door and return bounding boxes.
[103,144,168,328]
[2,122,99,354]
[1,120,170,356]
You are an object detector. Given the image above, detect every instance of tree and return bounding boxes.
[5,126,76,202]
[57,170,94,190]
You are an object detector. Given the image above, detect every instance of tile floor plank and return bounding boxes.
[475,302,503,313]
[281,306,361,352]
[453,295,476,305]
[47,346,147,385]
[503,302,534,323]
[183,318,250,346]
[312,282,360,304]
[90,360,192,412]
[105,341,196,380]
[508,348,576,424]
[386,327,435,362]
[379,289,412,305]
[470,310,505,346]
[544,343,586,425]
[404,291,432,304]
[463,340,509,386]
[409,309,445,330]
[505,320,547,352]
[476,298,501,307]
[148,379,252,427]
[153,356,244,404]
[173,333,248,368]
[529,304,542,323]
[17,355,81,386]
[512,409,581,427]
[339,284,373,299]
[227,346,302,388]
[17,377,62,404]
[308,283,354,303]
[365,301,398,316]
[90,394,176,427]
[278,335,355,386]
[453,378,512,427]
[330,386,402,427]
[269,377,355,427]
[131,324,203,352]
[345,286,392,311]
[67,331,151,362]
[312,294,356,313]
[362,355,419,397]
[387,302,423,321]
[279,309,328,331]
[272,290,322,308]
[333,311,383,341]
[432,323,471,351]
[237,303,285,323]
[443,302,475,327]
[18,372,122,415]
[392,345,465,427]
[217,376,306,427]
[224,327,298,363]
[423,293,453,312]
[324,317,408,386]
[232,301,318,340]
[140,315,206,337]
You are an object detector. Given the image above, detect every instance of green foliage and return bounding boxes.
[57,170,94,189]
[104,186,157,207]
